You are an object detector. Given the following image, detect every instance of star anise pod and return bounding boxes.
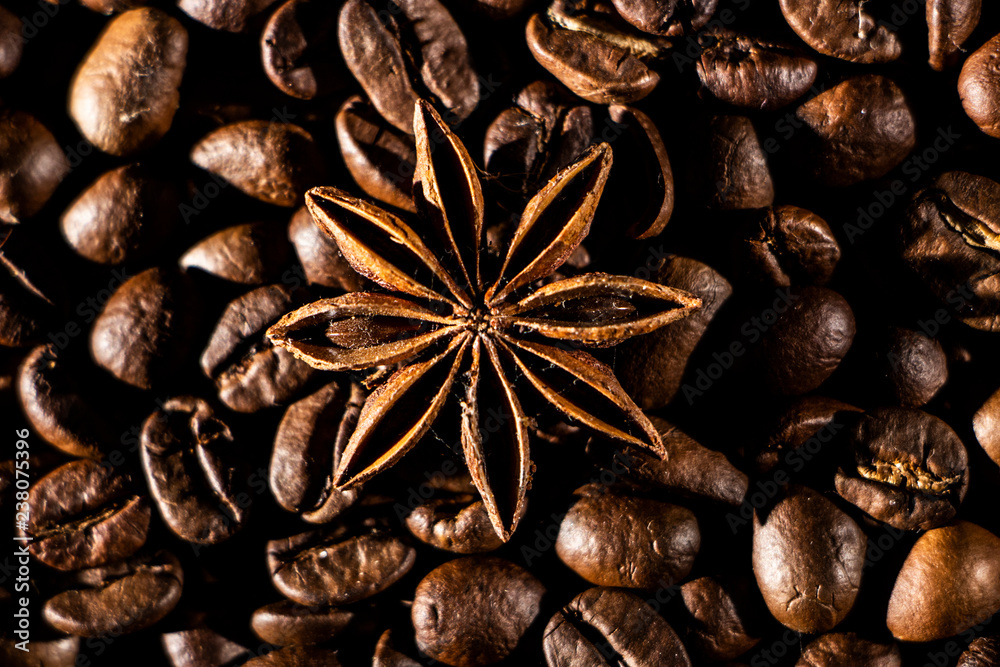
[267,100,701,540]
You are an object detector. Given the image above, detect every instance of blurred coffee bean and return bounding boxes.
[877,327,948,407]
[251,600,356,645]
[702,115,773,210]
[754,286,856,396]
[0,109,70,224]
[958,637,1000,666]
[60,165,178,265]
[28,459,150,570]
[836,408,968,531]
[556,483,699,589]
[161,628,252,667]
[18,344,115,459]
[900,171,1000,332]
[465,0,531,19]
[243,646,342,666]
[0,256,52,347]
[696,31,817,111]
[752,485,865,633]
[190,120,325,206]
[612,0,716,36]
[338,0,478,134]
[887,521,1000,642]
[180,222,290,284]
[974,386,1000,466]
[262,0,345,99]
[270,380,363,523]
[405,495,505,553]
[959,33,1000,137]
[43,550,183,637]
[267,519,416,606]
[78,0,148,14]
[779,0,901,64]
[69,8,187,156]
[619,256,731,409]
[0,7,23,79]
[928,0,981,71]
[373,629,422,666]
[288,206,366,291]
[0,636,79,666]
[141,397,248,544]
[795,76,915,187]
[201,285,315,412]
[412,556,544,666]
[544,586,691,667]
[179,0,277,31]
[734,205,840,287]
[795,633,902,667]
[336,96,417,213]
[90,267,199,389]
[753,396,861,475]
[679,575,761,662]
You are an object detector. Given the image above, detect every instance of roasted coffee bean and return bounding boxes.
[753,396,861,475]
[901,171,1000,332]
[836,407,968,531]
[161,628,252,667]
[619,256,731,409]
[0,256,52,347]
[556,484,699,589]
[190,120,325,206]
[877,327,948,407]
[405,495,505,553]
[412,556,544,666]
[795,76,915,187]
[696,31,817,111]
[778,0,901,64]
[179,0,277,32]
[734,206,840,287]
[27,459,149,570]
[544,586,691,667]
[180,222,290,284]
[201,285,315,412]
[69,8,187,156]
[43,550,183,637]
[60,165,178,265]
[0,636,79,666]
[611,0,716,36]
[928,0,981,71]
[973,386,1000,466]
[140,397,248,544]
[960,32,1000,137]
[702,115,773,210]
[262,0,345,99]
[78,0,148,13]
[754,286,856,396]
[679,575,761,662]
[267,519,416,606]
[251,600,356,645]
[0,6,23,79]
[336,95,417,213]
[752,485,865,633]
[466,0,531,18]
[958,637,1000,667]
[887,521,1000,642]
[90,267,199,390]
[0,109,70,224]
[373,629,422,666]
[338,0,478,134]
[271,380,363,523]
[18,344,115,459]
[244,645,342,666]
[288,205,366,291]
[795,633,901,667]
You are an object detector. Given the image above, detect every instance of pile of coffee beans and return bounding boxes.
[2,0,1000,665]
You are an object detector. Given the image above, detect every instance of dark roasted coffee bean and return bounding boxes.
[179,0,277,31]
[191,120,325,206]
[18,344,115,459]
[338,0,478,134]
[60,165,178,265]
[271,380,363,523]
[0,109,70,224]
[901,171,1000,332]
[141,397,248,544]
[336,96,417,213]
[244,645,342,666]
[162,628,252,667]
[960,33,1000,137]
[413,556,544,666]
[734,205,840,287]
[180,222,290,284]
[251,600,356,646]
[267,519,416,606]
[27,459,149,570]
[778,0,901,64]
[69,8,187,156]
[877,327,948,407]
[201,285,315,412]
[958,637,1000,667]
[0,6,23,79]
[974,386,1000,467]
[696,31,816,111]
[405,495,505,553]
[928,0,981,71]
[702,115,773,210]
[262,0,345,99]
[752,485,865,633]
[544,586,691,667]
[78,0,148,13]
[288,206,366,291]
[557,483,699,589]
[373,629,422,667]
[795,75,915,187]
[0,256,52,347]
[43,550,183,637]
[835,407,968,531]
[679,575,761,662]
[611,0,716,36]
[0,636,79,666]
[90,267,199,390]
[887,521,1000,642]
[619,256,731,409]
[754,286,855,395]
[753,396,861,475]
[795,633,901,667]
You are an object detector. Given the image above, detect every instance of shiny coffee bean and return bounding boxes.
[412,556,545,666]
[161,628,252,667]
[288,206,366,291]
[734,206,841,287]
[251,600,356,645]
[405,494,505,554]
[702,115,773,210]
[795,633,901,667]
[180,222,290,285]
[679,575,761,662]
[0,6,23,79]
[779,0,901,64]
[958,637,1000,667]
[179,0,277,32]
[244,645,342,666]
[959,32,1000,137]
[262,0,345,99]
[877,327,948,407]
[373,628,423,666]
[928,0,981,71]
[973,386,1000,467]
[612,0,716,36]
[753,396,861,475]
[0,109,70,224]
[0,636,79,666]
